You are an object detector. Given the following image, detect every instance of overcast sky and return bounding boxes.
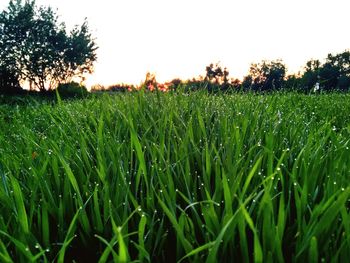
[1,0,349,86]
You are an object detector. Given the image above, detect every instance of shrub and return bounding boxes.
[0,67,23,95]
[56,82,88,98]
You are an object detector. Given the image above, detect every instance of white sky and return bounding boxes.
[1,0,350,86]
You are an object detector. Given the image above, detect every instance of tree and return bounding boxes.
[0,66,22,94]
[143,72,157,91]
[205,63,229,84]
[243,60,286,91]
[0,0,97,91]
[204,63,231,92]
[300,51,350,91]
[300,59,321,90]
[320,51,350,91]
[169,78,182,91]
[285,74,302,91]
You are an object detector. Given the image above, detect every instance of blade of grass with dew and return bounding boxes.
[308,236,318,263]
[0,231,34,261]
[0,238,14,263]
[240,202,263,263]
[95,234,119,263]
[157,195,193,254]
[138,214,148,262]
[10,175,29,235]
[57,207,82,263]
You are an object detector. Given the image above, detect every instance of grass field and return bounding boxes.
[0,91,350,262]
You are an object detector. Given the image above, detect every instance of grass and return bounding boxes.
[0,91,350,262]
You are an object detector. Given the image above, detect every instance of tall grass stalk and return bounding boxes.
[0,92,350,262]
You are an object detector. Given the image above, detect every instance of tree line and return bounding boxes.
[0,0,349,95]
[198,52,350,93]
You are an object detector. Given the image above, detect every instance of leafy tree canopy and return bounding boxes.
[205,63,229,84]
[301,50,350,91]
[243,60,286,91]
[0,0,98,91]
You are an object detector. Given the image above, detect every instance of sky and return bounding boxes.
[1,0,350,87]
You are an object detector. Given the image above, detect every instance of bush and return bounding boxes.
[56,82,88,98]
[0,67,23,95]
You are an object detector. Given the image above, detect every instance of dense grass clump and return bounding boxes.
[0,92,350,262]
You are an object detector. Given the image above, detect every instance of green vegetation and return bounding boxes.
[0,0,97,92]
[0,92,350,262]
[56,82,89,99]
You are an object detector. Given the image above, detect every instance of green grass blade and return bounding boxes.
[10,176,29,235]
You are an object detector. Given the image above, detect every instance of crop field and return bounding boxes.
[0,92,350,262]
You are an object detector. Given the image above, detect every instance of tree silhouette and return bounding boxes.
[301,51,350,91]
[0,0,97,92]
[205,63,229,84]
[0,66,22,94]
[243,60,286,91]
[321,51,350,91]
[300,59,321,90]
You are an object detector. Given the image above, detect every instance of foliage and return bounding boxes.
[300,59,321,90]
[106,84,135,92]
[56,82,88,98]
[169,78,183,91]
[204,63,231,92]
[0,92,350,262]
[0,66,23,94]
[205,63,229,84]
[144,72,157,88]
[243,60,287,91]
[0,0,97,92]
[300,51,350,91]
